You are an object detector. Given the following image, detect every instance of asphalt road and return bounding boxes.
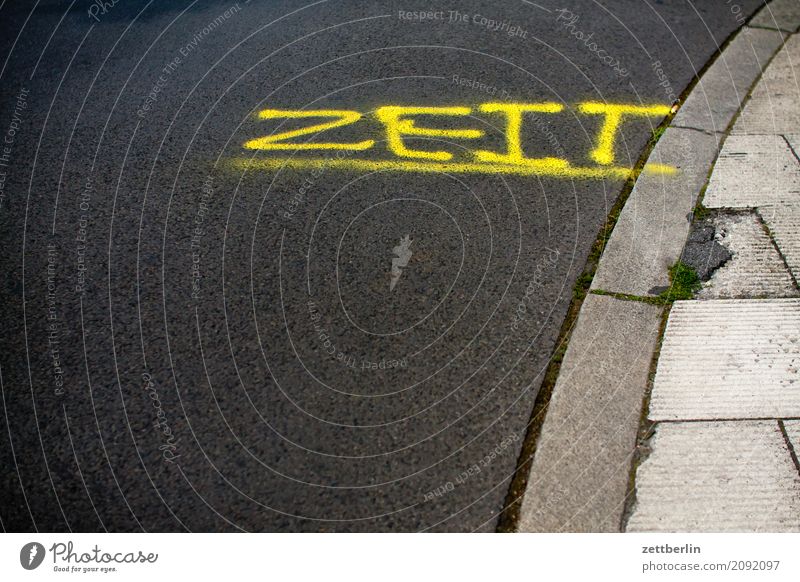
[0,0,763,532]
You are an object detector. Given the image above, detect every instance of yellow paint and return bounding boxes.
[475,102,565,167]
[231,156,676,179]
[240,102,679,178]
[578,102,671,165]
[374,106,484,161]
[244,109,374,151]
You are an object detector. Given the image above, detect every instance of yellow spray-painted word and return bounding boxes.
[236,102,675,179]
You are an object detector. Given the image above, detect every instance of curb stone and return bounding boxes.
[516,294,661,532]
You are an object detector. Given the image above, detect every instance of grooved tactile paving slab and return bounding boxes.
[626,421,800,532]
[760,203,800,281]
[649,299,800,421]
[698,212,798,298]
[703,134,800,207]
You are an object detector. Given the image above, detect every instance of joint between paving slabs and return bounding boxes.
[589,289,678,306]
[668,13,782,116]
[670,125,723,138]
[754,208,800,291]
[778,420,800,479]
[783,134,800,165]
[747,24,797,33]
[669,23,792,144]
[658,416,800,424]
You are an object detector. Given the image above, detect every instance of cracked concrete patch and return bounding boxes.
[681,221,732,280]
[698,212,798,298]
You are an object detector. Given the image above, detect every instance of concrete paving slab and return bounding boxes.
[760,203,800,280]
[627,420,800,532]
[698,212,798,298]
[517,294,662,532]
[672,26,786,133]
[751,0,800,32]
[649,299,800,421]
[704,134,800,207]
[591,128,721,296]
[732,34,800,135]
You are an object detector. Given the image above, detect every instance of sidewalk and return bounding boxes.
[627,25,800,532]
[515,0,800,533]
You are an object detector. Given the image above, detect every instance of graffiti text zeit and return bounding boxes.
[236,102,675,179]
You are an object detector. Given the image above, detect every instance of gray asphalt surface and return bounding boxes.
[0,0,763,532]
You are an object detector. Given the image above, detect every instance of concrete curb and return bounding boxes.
[515,0,800,532]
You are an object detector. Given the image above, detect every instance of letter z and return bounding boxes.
[244,109,374,151]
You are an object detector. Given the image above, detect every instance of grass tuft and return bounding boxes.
[692,201,710,221]
[659,262,701,302]
[650,125,667,146]
[573,272,594,300]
